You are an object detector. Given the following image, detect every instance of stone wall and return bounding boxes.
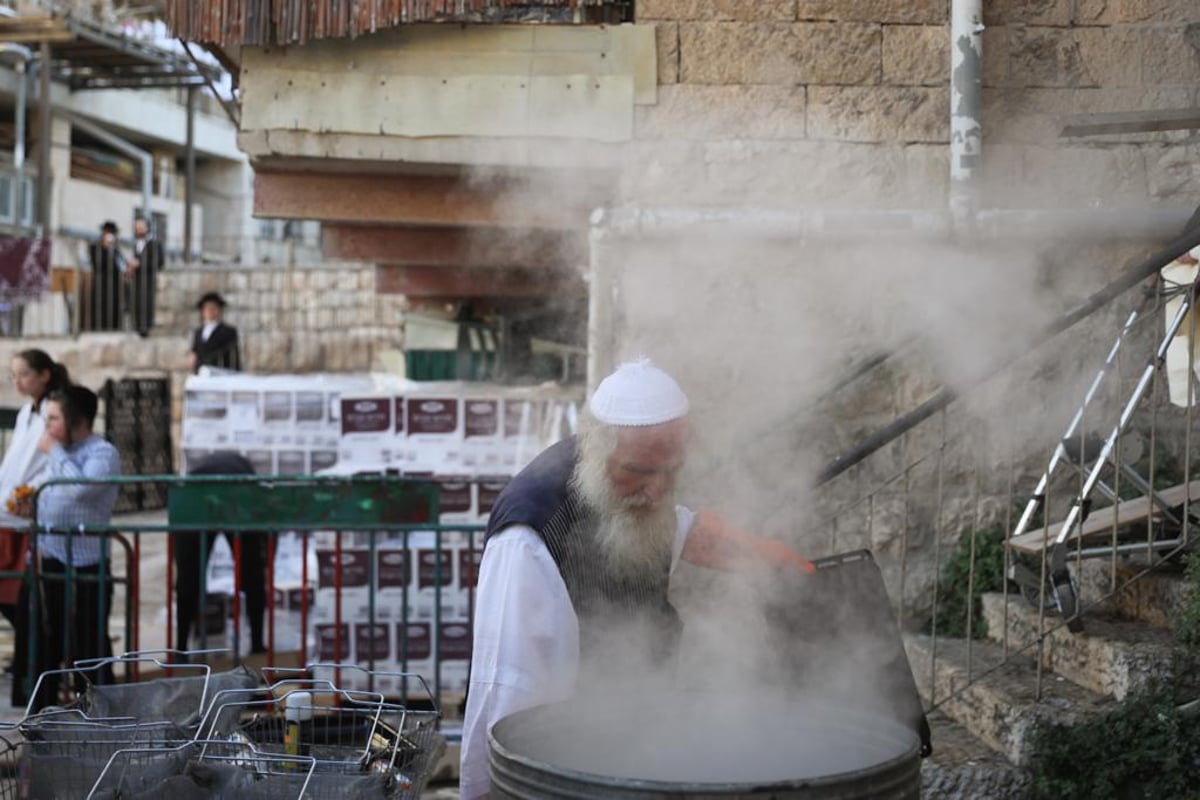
[154,262,407,375]
[0,262,406,466]
[632,0,1200,210]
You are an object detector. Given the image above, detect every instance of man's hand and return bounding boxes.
[682,509,815,575]
[36,431,56,454]
[186,352,197,371]
[751,537,817,575]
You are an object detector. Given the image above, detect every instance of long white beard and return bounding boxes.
[572,430,678,579]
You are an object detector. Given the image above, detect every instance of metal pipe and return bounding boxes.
[950,0,983,221]
[814,221,1200,486]
[0,44,33,225]
[62,111,153,225]
[36,40,50,236]
[185,85,196,262]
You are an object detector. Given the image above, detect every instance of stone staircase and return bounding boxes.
[905,562,1191,798]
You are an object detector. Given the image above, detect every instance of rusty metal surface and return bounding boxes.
[165,1,634,48]
[253,170,599,229]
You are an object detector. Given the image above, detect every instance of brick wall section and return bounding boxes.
[154,263,406,375]
[634,0,1200,210]
[0,263,406,469]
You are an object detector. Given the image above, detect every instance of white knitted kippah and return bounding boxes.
[588,358,689,427]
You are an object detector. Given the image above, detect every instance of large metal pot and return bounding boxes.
[488,690,921,799]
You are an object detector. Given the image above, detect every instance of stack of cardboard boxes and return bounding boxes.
[181,372,380,475]
[182,372,581,696]
[314,380,579,696]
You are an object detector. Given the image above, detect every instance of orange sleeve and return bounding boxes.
[681,508,816,575]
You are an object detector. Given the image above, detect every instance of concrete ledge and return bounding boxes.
[981,592,1177,701]
[921,710,1032,799]
[904,634,1112,766]
[1078,559,1194,630]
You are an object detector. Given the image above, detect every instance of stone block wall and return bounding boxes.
[0,262,406,469]
[154,262,407,375]
[633,0,1200,210]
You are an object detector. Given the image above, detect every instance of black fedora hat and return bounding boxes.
[196,291,227,310]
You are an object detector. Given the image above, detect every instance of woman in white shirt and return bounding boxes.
[0,349,71,627]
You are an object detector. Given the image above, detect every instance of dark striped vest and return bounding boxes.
[485,436,682,667]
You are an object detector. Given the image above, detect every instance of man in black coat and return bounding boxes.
[88,221,127,331]
[187,292,241,372]
[130,216,163,336]
[175,451,267,654]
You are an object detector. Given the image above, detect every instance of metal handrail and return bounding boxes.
[814,222,1200,487]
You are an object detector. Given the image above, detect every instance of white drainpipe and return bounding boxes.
[950,0,983,223]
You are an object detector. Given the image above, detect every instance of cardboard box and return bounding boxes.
[396,621,433,661]
[435,477,475,525]
[275,450,306,475]
[315,623,351,661]
[245,449,274,476]
[355,622,391,662]
[476,479,507,520]
[309,450,339,473]
[406,396,462,473]
[293,391,328,447]
[183,389,230,447]
[463,398,501,475]
[340,396,395,464]
[316,548,370,589]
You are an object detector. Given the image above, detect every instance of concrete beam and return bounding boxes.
[376,264,582,299]
[323,224,586,269]
[254,171,601,230]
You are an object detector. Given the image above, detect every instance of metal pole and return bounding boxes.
[0,45,33,224]
[36,40,50,237]
[949,0,983,222]
[185,86,196,263]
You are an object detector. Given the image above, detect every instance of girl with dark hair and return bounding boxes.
[0,350,70,633]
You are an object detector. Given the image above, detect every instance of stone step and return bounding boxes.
[1076,558,1194,630]
[904,633,1114,766]
[980,592,1177,701]
[920,710,1031,800]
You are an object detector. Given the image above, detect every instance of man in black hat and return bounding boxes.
[129,216,163,336]
[87,221,127,331]
[187,292,241,372]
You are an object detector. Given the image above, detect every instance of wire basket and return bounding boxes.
[11,650,261,799]
[87,740,318,800]
[18,717,189,800]
[0,726,25,800]
[199,666,443,798]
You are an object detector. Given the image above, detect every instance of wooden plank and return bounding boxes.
[376,264,582,299]
[254,171,599,229]
[242,69,634,143]
[323,224,585,268]
[1061,107,1200,137]
[1007,480,1200,554]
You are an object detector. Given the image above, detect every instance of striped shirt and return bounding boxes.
[36,434,122,566]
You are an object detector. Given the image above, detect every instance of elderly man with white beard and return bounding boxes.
[459,359,816,799]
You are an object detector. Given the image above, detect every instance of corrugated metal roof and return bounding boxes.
[165,1,633,48]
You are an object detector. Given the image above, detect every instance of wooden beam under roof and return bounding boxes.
[0,17,74,43]
[323,224,586,269]
[376,264,582,299]
[1061,107,1200,137]
[255,171,601,230]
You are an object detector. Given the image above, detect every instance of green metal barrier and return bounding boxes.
[10,473,488,717]
[166,475,438,529]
